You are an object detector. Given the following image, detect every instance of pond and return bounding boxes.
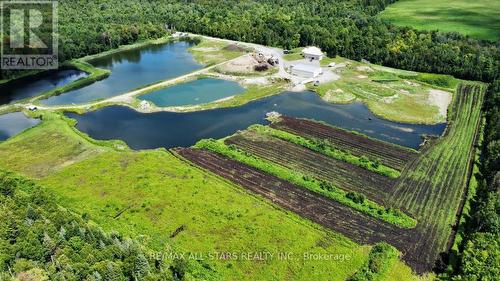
[41,41,203,106]
[66,91,446,150]
[139,78,245,107]
[0,70,87,105]
[0,112,40,141]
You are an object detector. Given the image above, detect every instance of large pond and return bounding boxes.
[0,70,87,105]
[41,41,203,106]
[66,91,446,150]
[0,112,40,141]
[139,78,245,107]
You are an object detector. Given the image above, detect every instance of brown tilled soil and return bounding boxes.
[271,116,418,171]
[174,147,431,273]
[174,88,482,275]
[225,131,398,207]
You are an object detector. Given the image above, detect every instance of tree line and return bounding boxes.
[1,0,499,84]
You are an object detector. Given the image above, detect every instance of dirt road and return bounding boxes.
[32,54,247,112]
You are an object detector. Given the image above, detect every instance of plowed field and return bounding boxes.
[225,131,397,207]
[271,116,418,171]
[176,82,485,274]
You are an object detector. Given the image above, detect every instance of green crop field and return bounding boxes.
[250,124,401,178]
[194,137,415,228]
[390,82,486,269]
[379,0,500,41]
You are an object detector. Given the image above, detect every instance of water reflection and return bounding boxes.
[67,91,446,150]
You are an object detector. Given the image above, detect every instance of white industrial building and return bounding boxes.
[302,46,323,61]
[290,64,322,78]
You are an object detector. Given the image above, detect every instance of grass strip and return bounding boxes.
[194,138,417,228]
[193,81,288,111]
[32,60,110,103]
[250,124,401,178]
[282,47,304,61]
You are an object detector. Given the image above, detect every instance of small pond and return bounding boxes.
[139,78,245,107]
[66,91,446,150]
[0,70,87,105]
[41,41,203,106]
[0,112,40,141]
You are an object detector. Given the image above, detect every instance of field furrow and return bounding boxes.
[177,82,484,275]
[389,83,485,272]
[175,147,418,251]
[271,116,418,170]
[225,131,397,206]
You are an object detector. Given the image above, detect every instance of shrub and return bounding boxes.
[349,242,399,281]
[346,192,366,204]
[254,64,269,72]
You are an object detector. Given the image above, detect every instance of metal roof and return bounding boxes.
[302,46,323,56]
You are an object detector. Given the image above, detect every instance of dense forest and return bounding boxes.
[61,0,499,83]
[1,0,499,83]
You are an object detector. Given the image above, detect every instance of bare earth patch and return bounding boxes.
[191,47,219,52]
[404,80,420,87]
[334,62,348,68]
[316,69,341,84]
[217,55,258,74]
[356,65,373,72]
[242,77,268,85]
[428,89,452,118]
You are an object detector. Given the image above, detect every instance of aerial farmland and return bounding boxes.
[0,1,497,280]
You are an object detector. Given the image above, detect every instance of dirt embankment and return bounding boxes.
[428,89,452,118]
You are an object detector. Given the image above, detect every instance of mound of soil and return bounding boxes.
[223,44,248,52]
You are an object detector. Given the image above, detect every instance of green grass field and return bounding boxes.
[188,38,249,66]
[0,112,422,280]
[0,113,115,177]
[282,47,305,61]
[379,0,500,41]
[41,150,372,280]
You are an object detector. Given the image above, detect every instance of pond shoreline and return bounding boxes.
[0,33,475,132]
[65,91,447,150]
